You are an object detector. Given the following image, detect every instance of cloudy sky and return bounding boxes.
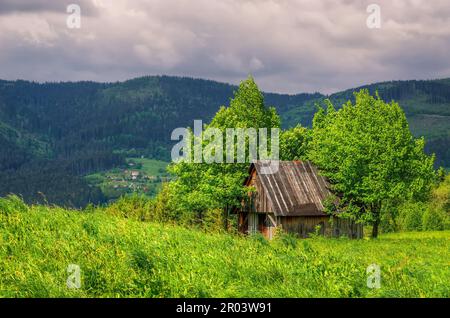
[0,0,449,93]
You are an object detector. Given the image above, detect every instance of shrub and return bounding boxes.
[380,201,399,233]
[276,232,298,249]
[152,183,180,223]
[202,208,226,232]
[397,202,426,231]
[104,194,153,221]
[0,195,29,215]
[422,207,448,231]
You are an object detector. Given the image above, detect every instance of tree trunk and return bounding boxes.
[197,210,203,224]
[223,204,229,231]
[371,203,381,238]
[372,219,379,238]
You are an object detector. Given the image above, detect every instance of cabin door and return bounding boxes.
[248,213,258,234]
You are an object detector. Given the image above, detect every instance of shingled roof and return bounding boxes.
[247,161,332,217]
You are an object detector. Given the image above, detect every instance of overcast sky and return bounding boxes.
[0,0,449,94]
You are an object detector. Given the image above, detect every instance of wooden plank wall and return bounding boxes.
[278,216,363,238]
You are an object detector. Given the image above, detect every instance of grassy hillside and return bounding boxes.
[0,196,448,298]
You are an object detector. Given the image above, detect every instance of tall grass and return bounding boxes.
[0,195,449,297]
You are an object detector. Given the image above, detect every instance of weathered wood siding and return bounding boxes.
[278,216,363,238]
[278,216,329,238]
[252,170,273,213]
[239,213,363,239]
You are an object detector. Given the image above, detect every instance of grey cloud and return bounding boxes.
[0,0,99,16]
[0,0,449,94]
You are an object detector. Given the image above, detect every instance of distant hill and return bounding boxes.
[0,76,448,206]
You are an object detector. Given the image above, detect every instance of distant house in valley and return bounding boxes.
[236,161,363,239]
[131,171,140,180]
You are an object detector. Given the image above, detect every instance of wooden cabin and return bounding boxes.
[237,161,363,239]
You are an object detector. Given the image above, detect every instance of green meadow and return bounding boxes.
[1,196,448,298]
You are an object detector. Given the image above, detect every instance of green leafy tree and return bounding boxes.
[309,90,436,238]
[165,77,280,227]
[280,125,311,161]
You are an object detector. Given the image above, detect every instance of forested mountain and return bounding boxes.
[0,76,449,207]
